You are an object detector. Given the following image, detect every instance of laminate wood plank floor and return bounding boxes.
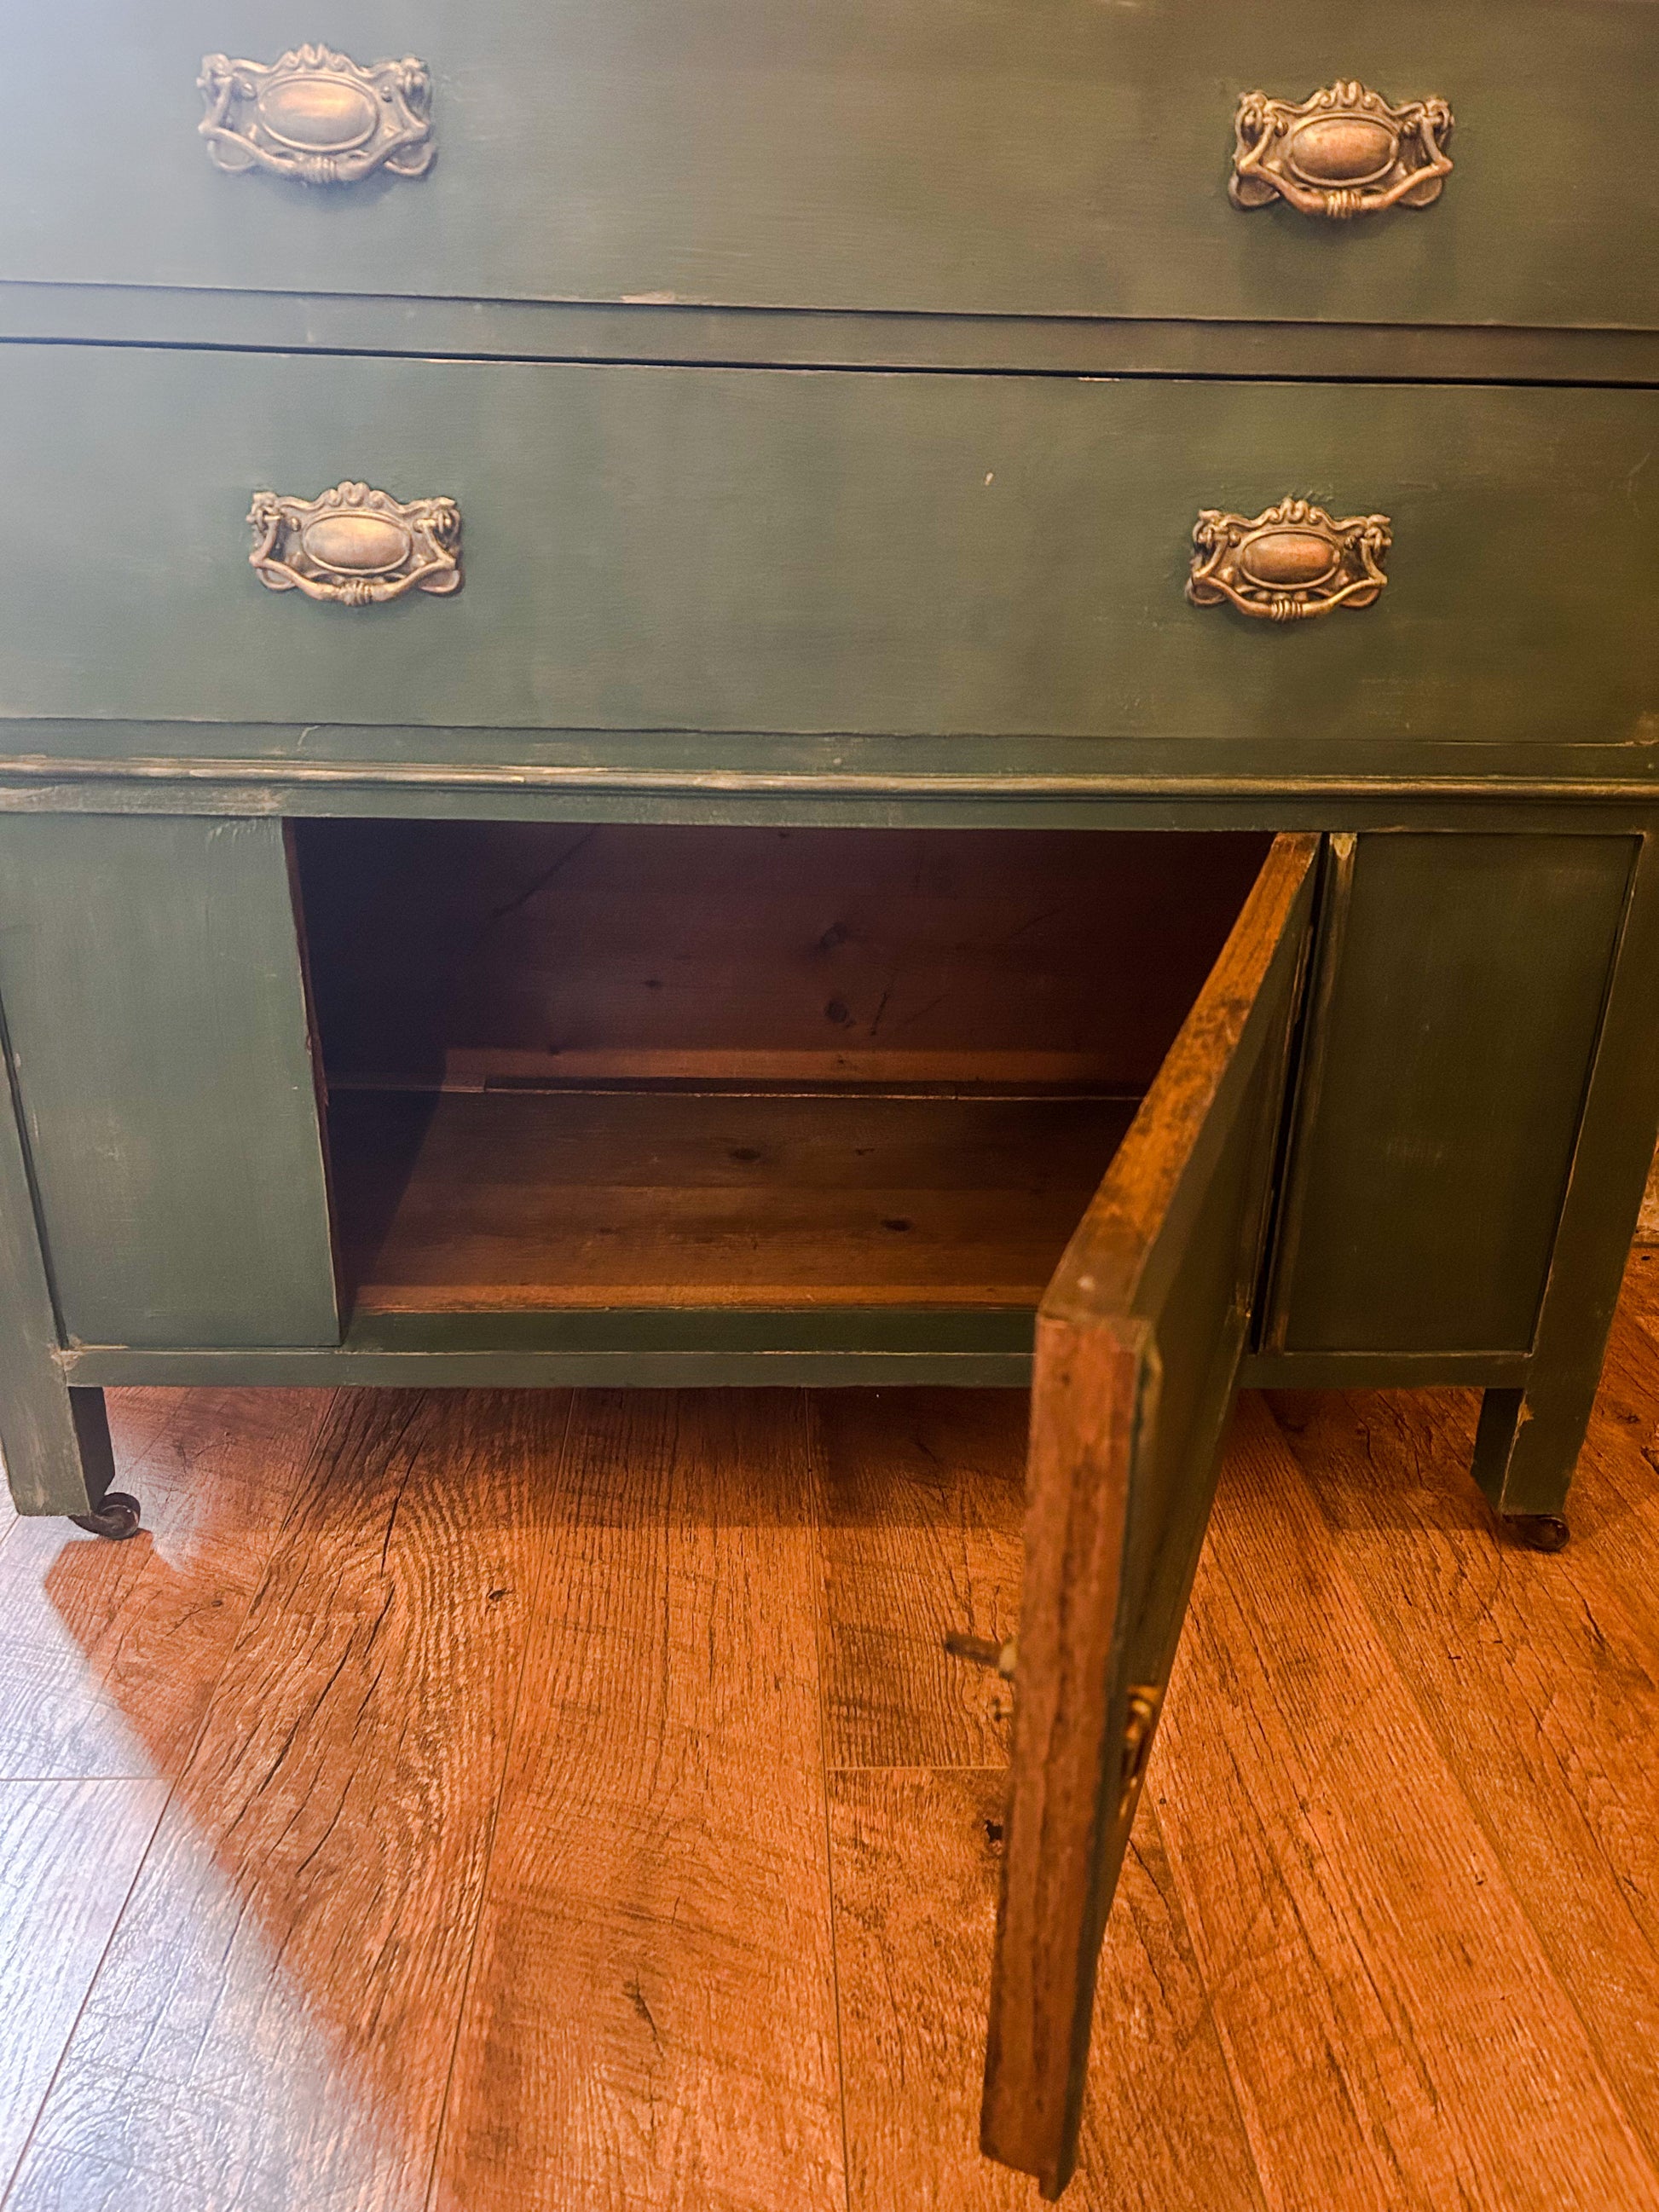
[433,1391,845,2212]
[3,1268,1659,2209]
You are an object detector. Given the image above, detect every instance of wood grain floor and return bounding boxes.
[4,1257,1659,2209]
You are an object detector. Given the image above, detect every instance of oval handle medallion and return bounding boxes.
[199,46,434,183]
[1230,81,1452,219]
[249,483,461,606]
[1188,499,1390,621]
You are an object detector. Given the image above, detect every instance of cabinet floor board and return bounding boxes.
[3,1279,1659,2207]
[332,1089,1136,1314]
[429,1390,847,2212]
[2,1389,564,2212]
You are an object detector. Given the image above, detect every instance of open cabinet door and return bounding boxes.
[981,833,1320,2197]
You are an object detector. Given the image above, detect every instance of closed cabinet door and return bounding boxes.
[982,833,1317,2195]
[0,815,338,1349]
[1259,831,1638,1356]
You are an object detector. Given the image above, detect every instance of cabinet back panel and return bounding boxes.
[295,823,1272,1093]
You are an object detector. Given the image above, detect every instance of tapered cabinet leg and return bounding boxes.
[62,1389,140,1539]
[1471,1383,1583,1551]
[0,1360,139,1531]
[1470,835,1659,1554]
[0,1019,138,1527]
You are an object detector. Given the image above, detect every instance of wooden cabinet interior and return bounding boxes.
[292,823,1275,1317]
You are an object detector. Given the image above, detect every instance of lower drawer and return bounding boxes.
[1,344,1654,771]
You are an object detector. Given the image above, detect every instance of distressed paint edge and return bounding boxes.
[3,753,1659,804]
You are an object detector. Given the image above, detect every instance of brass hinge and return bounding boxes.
[1118,1684,1164,1822]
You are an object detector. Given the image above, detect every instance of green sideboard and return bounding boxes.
[3,3,1657,2191]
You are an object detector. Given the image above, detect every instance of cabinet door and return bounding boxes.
[1262,832,1636,1354]
[981,833,1317,2198]
[0,815,338,1349]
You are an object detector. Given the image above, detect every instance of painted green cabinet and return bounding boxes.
[3,2,1658,2192]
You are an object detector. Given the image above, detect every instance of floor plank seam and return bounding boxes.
[421,1389,577,2212]
[1253,1391,1659,2203]
[1165,1559,1412,2210]
[1135,1800,1274,2212]
[1267,1385,1659,2019]
[827,1761,1010,1778]
[0,1387,340,2212]
[808,1394,859,2212]
[1182,1404,1542,2205]
[0,1782,170,2212]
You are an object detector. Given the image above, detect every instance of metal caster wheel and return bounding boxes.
[68,1491,142,1540]
[1506,1511,1569,1554]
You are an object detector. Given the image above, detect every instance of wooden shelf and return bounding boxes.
[331,1087,1137,1314]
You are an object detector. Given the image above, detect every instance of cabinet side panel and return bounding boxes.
[1276,834,1633,1355]
[0,816,339,1348]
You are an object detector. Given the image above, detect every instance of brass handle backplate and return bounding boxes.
[1230,81,1453,220]
[199,46,434,184]
[248,482,461,606]
[1188,498,1390,622]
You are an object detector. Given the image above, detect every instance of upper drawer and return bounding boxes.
[3,1,1656,331]
[2,344,1654,783]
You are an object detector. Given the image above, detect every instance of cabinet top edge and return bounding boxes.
[3,751,1658,823]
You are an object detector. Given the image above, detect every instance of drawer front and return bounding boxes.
[1,344,1655,776]
[4,1,1656,332]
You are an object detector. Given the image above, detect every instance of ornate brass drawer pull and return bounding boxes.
[1230,81,1453,220]
[199,46,435,184]
[248,483,461,606]
[1188,499,1390,622]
